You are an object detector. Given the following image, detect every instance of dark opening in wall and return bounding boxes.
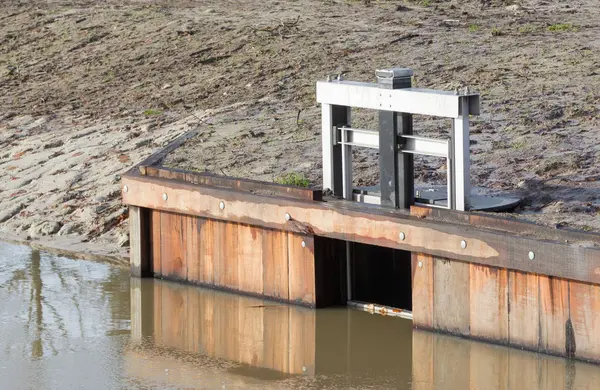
[350,242,412,311]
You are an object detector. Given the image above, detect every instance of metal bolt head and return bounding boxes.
[418,261,423,268]
[301,240,306,248]
[123,185,128,193]
[528,251,535,260]
[460,240,467,249]
[219,201,225,210]
[285,213,291,221]
[162,193,168,201]
[399,232,406,241]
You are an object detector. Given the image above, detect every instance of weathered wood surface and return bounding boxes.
[412,254,600,363]
[123,174,600,286]
[413,329,600,390]
[410,204,600,245]
[129,206,151,277]
[149,211,320,306]
[142,165,323,201]
[149,283,314,375]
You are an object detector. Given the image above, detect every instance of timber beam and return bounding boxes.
[121,173,600,286]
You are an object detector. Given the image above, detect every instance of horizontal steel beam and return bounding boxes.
[400,135,449,158]
[317,81,480,118]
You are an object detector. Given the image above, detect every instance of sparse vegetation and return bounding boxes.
[469,24,480,32]
[511,140,527,150]
[143,109,163,116]
[547,23,577,32]
[518,24,536,34]
[275,172,310,187]
[491,27,503,36]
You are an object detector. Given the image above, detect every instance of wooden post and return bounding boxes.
[129,206,151,277]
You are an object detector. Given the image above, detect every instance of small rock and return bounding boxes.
[162,83,172,90]
[140,122,156,132]
[28,221,62,237]
[57,223,77,236]
[117,232,130,247]
[505,4,521,12]
[43,140,64,149]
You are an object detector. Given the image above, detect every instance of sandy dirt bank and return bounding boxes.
[1,0,599,258]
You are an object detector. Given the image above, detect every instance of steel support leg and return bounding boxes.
[451,96,471,211]
[321,104,350,197]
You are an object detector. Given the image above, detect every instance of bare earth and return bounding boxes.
[1,0,599,258]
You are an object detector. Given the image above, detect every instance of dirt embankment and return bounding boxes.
[0,0,599,259]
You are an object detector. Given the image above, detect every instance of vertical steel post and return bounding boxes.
[377,68,414,209]
[322,103,351,196]
[451,96,471,211]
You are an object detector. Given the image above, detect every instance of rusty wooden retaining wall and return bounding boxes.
[123,164,600,363]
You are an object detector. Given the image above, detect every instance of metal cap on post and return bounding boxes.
[376,68,413,90]
[377,67,414,209]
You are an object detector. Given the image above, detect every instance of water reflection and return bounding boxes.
[128,278,414,388]
[3,242,600,389]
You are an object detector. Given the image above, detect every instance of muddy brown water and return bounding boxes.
[2,242,600,389]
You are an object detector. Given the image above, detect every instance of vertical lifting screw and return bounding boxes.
[399,232,406,241]
[460,240,467,249]
[162,193,168,201]
[301,240,306,248]
[123,185,128,193]
[219,201,225,210]
[529,251,535,260]
[285,213,291,221]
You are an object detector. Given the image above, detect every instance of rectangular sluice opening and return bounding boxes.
[350,242,412,311]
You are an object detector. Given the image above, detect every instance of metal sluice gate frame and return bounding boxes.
[316,67,480,212]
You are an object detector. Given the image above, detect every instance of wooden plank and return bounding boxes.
[411,205,600,245]
[469,342,509,390]
[539,276,570,356]
[159,212,187,280]
[186,286,201,354]
[153,279,162,345]
[287,234,316,306]
[129,206,151,277]
[134,128,200,170]
[432,331,470,389]
[198,289,215,356]
[508,271,539,349]
[122,174,600,286]
[263,306,290,373]
[198,218,215,285]
[150,210,161,277]
[160,282,187,351]
[569,280,600,362]
[508,348,541,390]
[411,253,434,329]
[212,219,228,287]
[411,330,434,390]
[237,224,264,295]
[184,216,201,284]
[433,258,470,336]
[143,166,322,201]
[223,222,239,290]
[237,300,265,367]
[262,229,289,300]
[469,265,508,342]
[288,306,316,375]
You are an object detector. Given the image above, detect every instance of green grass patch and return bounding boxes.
[547,23,577,32]
[143,109,163,116]
[468,24,479,32]
[275,172,310,187]
[491,27,504,36]
[518,24,536,34]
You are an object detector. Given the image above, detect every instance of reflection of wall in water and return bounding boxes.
[130,278,413,380]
